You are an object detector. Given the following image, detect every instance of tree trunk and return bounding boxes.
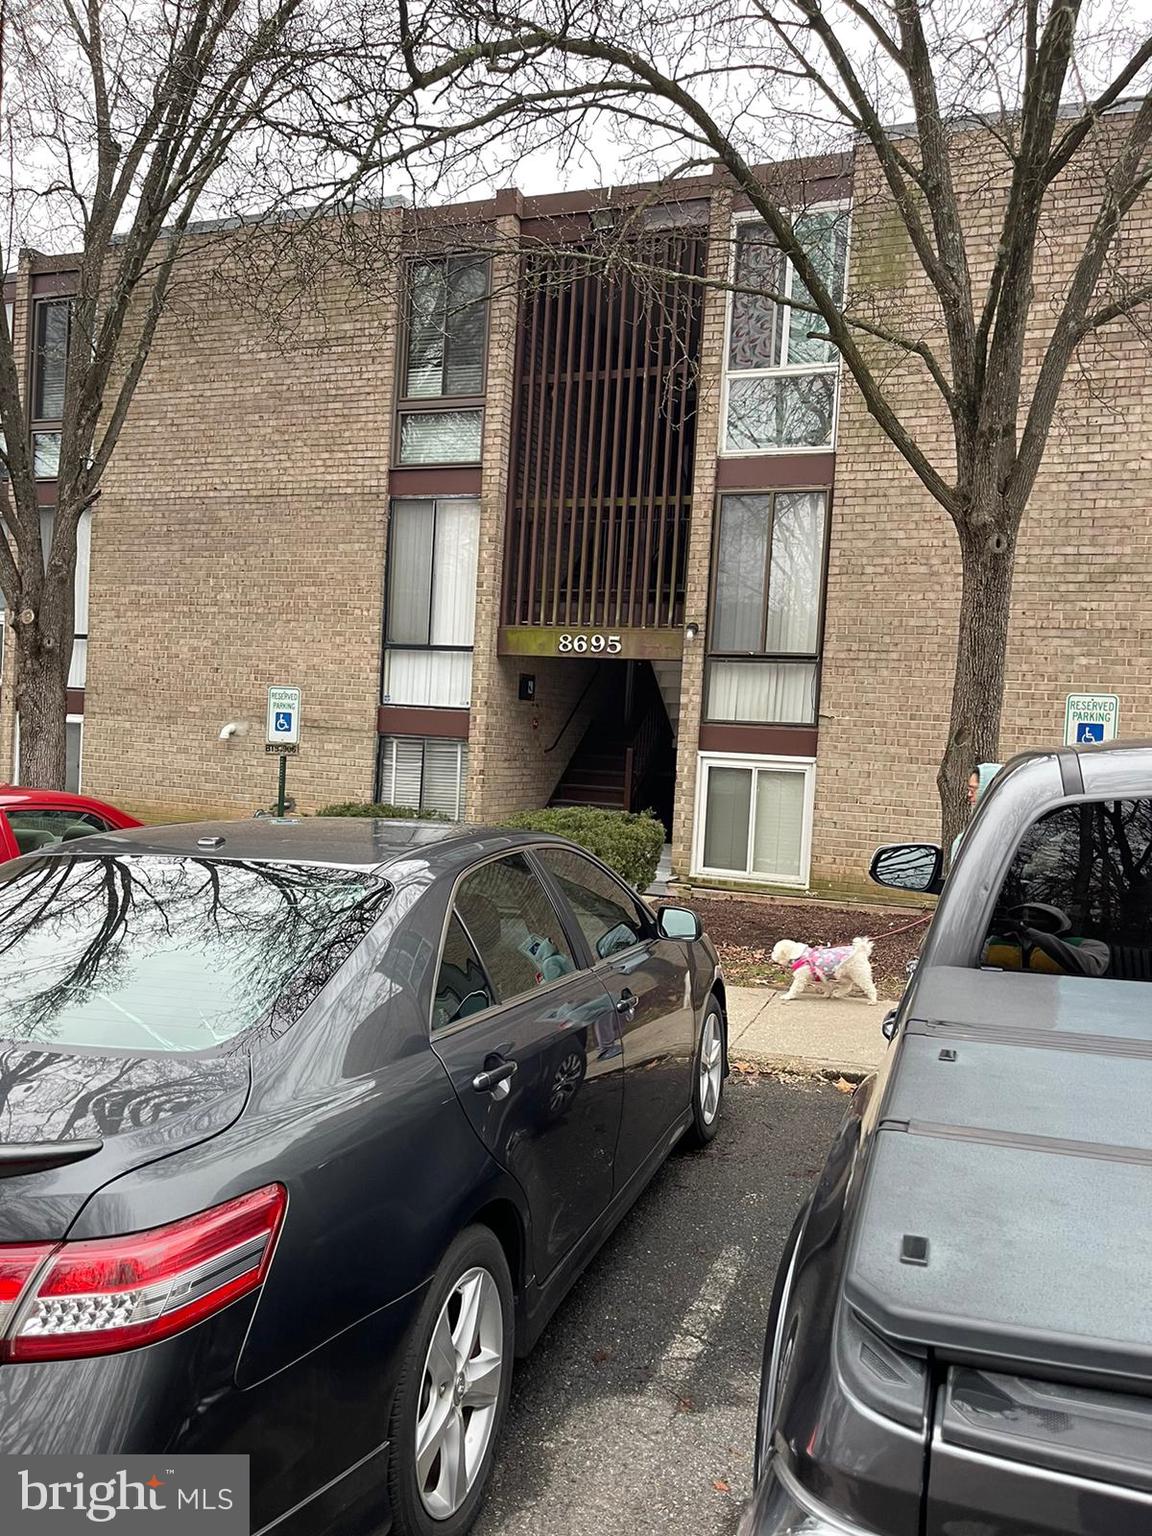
[937,511,1017,858]
[13,621,71,790]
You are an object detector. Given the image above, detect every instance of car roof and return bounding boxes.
[0,786,123,814]
[42,816,569,875]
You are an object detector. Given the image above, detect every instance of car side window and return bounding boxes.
[6,809,110,855]
[7,809,110,838]
[432,914,495,1030]
[983,798,1152,981]
[454,853,577,1003]
[536,847,650,960]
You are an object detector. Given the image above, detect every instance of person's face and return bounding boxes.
[967,773,980,806]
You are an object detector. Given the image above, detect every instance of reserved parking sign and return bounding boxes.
[1064,692,1119,747]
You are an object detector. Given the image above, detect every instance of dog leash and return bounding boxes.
[866,913,933,942]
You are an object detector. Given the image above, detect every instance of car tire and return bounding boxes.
[683,997,725,1148]
[387,1224,515,1536]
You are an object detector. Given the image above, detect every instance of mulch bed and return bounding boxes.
[686,895,931,996]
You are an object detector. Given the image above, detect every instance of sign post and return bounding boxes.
[266,686,302,815]
[1064,692,1119,747]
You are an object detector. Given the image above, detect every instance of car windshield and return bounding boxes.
[0,854,392,1052]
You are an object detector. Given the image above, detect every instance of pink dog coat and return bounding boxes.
[792,944,852,981]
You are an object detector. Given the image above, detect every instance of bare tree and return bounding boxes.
[317,0,1152,847]
[0,0,354,787]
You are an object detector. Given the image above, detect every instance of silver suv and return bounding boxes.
[742,744,1152,1536]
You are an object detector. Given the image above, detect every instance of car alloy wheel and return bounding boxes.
[684,1000,725,1148]
[415,1266,504,1520]
[699,1012,723,1126]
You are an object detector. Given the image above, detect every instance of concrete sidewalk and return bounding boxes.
[726,984,895,1076]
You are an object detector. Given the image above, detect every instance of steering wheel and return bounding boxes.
[1005,902,1071,935]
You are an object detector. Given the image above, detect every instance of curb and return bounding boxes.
[729,1052,878,1084]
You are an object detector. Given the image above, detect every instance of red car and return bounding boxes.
[0,786,141,863]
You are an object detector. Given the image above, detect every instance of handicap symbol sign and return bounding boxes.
[1077,722,1105,744]
[275,711,293,734]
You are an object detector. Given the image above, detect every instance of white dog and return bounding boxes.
[771,937,877,1003]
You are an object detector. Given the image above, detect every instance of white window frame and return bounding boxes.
[12,713,85,793]
[720,204,851,458]
[693,752,816,887]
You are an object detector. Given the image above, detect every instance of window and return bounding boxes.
[537,847,649,959]
[66,717,82,794]
[433,913,494,1029]
[0,856,391,1052]
[397,256,488,465]
[724,210,848,453]
[12,714,85,793]
[983,800,1152,982]
[707,491,827,725]
[383,497,479,709]
[454,854,576,1003]
[397,410,483,466]
[695,755,814,885]
[377,735,469,819]
[33,432,61,480]
[38,508,90,687]
[33,300,70,422]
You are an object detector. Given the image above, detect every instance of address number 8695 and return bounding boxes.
[557,633,622,654]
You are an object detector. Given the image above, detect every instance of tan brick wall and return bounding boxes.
[82,222,403,819]
[812,125,1152,892]
[670,189,733,875]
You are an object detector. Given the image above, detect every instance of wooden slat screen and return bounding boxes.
[504,236,705,629]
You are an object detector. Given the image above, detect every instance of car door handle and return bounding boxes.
[472,1060,518,1094]
[616,989,637,1018]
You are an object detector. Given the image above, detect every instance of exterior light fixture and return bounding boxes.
[684,622,700,642]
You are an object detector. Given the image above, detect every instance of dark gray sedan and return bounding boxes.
[0,818,727,1536]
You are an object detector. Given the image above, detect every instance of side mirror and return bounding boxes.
[658,905,703,941]
[881,1010,899,1042]
[869,843,944,896]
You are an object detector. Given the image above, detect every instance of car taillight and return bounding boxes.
[0,1245,54,1335]
[0,1184,285,1362]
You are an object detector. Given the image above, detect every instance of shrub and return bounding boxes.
[501,806,665,892]
[315,801,449,820]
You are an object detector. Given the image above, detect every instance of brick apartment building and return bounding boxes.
[3,121,1150,895]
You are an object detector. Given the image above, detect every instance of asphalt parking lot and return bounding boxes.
[476,1074,848,1536]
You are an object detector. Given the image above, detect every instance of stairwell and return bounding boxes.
[548,662,680,814]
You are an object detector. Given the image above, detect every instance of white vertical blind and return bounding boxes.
[431,499,479,646]
[702,767,753,871]
[712,494,769,651]
[765,492,825,653]
[386,500,434,643]
[383,650,473,708]
[379,735,468,818]
[751,769,806,880]
[423,739,467,818]
[706,660,817,724]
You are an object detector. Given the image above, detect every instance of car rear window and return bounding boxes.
[0,855,392,1052]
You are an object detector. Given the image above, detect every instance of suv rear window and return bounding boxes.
[984,798,1152,981]
[0,855,391,1051]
